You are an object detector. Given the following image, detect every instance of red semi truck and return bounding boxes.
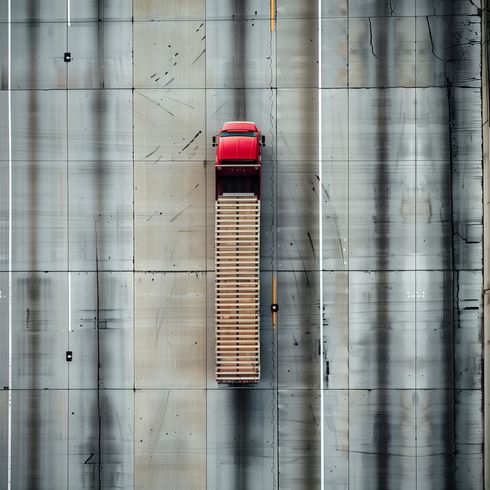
[213,122,264,383]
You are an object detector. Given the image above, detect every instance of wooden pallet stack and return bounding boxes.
[215,195,260,383]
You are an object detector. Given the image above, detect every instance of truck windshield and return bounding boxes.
[219,160,257,165]
[220,130,257,138]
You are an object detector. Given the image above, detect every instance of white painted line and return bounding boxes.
[318,0,324,488]
[7,0,13,487]
[68,272,71,332]
[67,0,71,26]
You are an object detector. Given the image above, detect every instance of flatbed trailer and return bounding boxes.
[213,121,263,384]
[215,195,260,383]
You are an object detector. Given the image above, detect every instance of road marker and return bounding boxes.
[272,274,277,329]
[270,0,275,32]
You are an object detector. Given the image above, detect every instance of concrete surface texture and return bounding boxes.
[0,0,484,488]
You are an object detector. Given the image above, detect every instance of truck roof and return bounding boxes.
[222,121,258,132]
[218,135,258,161]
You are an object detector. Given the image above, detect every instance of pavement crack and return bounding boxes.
[211,101,227,116]
[454,231,480,244]
[307,231,316,260]
[388,1,395,16]
[138,92,175,117]
[192,49,206,64]
[162,95,195,110]
[315,174,330,201]
[146,210,162,222]
[84,453,95,465]
[304,270,310,287]
[426,16,447,66]
[309,404,318,427]
[144,145,160,159]
[183,183,200,198]
[170,204,192,223]
[432,0,441,15]
[368,18,381,61]
[179,130,202,153]
[468,0,481,15]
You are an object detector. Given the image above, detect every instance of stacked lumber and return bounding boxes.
[215,195,260,383]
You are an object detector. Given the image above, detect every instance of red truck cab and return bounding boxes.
[213,121,264,199]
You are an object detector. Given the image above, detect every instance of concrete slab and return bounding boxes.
[349,389,415,489]
[134,0,205,21]
[135,21,206,89]
[11,22,66,90]
[10,390,68,488]
[69,160,133,271]
[12,272,68,389]
[134,89,205,162]
[206,19,275,89]
[135,390,206,490]
[11,90,66,161]
[277,0,347,18]
[349,17,416,88]
[68,389,134,489]
[207,389,274,489]
[349,271,416,390]
[135,160,206,271]
[68,22,132,89]
[348,88,416,161]
[68,90,133,161]
[12,160,67,271]
[135,272,206,389]
[69,272,134,390]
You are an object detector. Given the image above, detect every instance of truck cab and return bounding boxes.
[213,121,264,199]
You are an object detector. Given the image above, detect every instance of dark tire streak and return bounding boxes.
[90,5,115,488]
[233,389,249,490]
[373,11,391,490]
[27,1,40,487]
[233,0,246,119]
[441,8,457,488]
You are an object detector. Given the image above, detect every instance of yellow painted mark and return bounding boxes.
[272,273,277,329]
[270,0,275,32]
